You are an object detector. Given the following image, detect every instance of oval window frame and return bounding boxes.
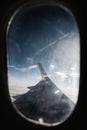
[5,0,81,127]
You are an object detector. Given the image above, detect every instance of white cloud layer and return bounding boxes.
[8,64,38,72]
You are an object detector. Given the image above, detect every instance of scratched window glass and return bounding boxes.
[6,3,80,127]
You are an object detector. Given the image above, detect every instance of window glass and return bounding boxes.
[6,2,80,127]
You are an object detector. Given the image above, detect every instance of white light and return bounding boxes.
[55,71,67,78]
[38,118,44,124]
[71,67,76,71]
[8,21,11,26]
[55,90,60,94]
[70,72,79,77]
[50,64,55,69]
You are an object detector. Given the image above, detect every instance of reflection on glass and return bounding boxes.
[6,2,80,127]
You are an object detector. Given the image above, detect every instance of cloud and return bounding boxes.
[55,71,67,78]
[8,64,38,72]
[55,71,79,78]
[69,72,80,77]
[26,57,34,64]
[50,64,55,70]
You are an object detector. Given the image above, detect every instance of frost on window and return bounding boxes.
[6,2,80,127]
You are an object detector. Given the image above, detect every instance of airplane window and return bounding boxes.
[6,2,80,127]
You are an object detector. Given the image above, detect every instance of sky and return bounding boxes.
[7,3,80,103]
